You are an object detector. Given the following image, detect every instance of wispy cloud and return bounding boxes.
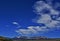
[16,26,37,35]
[12,22,19,25]
[16,29,32,34]
[12,22,21,28]
[16,26,49,35]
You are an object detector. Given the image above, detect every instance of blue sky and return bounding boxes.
[0,0,38,38]
[0,0,60,38]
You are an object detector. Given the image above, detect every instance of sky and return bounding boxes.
[0,0,60,38]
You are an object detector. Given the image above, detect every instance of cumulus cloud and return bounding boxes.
[33,1,52,15]
[45,20,59,28]
[34,0,60,15]
[36,14,51,24]
[16,0,60,36]
[50,9,59,15]
[33,0,60,28]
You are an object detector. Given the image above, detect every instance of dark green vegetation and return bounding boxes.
[0,36,60,41]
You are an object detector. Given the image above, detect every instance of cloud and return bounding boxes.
[45,20,59,28]
[28,26,37,33]
[16,0,60,36]
[34,0,59,15]
[16,26,37,35]
[50,9,59,15]
[12,22,19,25]
[57,17,60,21]
[33,0,60,28]
[16,29,32,34]
[16,26,49,35]
[12,22,21,28]
[33,1,52,15]
[28,26,49,32]
[35,14,51,24]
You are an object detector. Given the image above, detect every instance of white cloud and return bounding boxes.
[33,0,52,15]
[16,26,37,35]
[12,22,21,28]
[16,0,60,36]
[36,14,51,24]
[34,0,60,15]
[50,9,59,15]
[45,20,59,28]
[33,0,60,28]
[12,22,19,25]
[16,29,32,35]
[28,26,49,33]
[57,17,60,21]
[30,26,49,32]
[28,26,37,33]
[16,26,49,35]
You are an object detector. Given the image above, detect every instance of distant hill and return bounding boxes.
[0,36,60,41]
[12,36,60,41]
[0,36,13,41]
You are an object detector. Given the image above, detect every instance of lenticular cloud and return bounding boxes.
[16,0,60,35]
